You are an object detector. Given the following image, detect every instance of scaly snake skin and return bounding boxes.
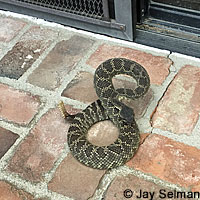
[67,58,150,169]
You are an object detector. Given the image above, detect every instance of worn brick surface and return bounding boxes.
[28,35,94,90]
[0,17,26,42]
[8,105,79,182]
[62,71,153,119]
[152,65,200,135]
[87,44,172,85]
[48,153,105,200]
[105,174,181,200]
[0,26,57,79]
[127,134,200,190]
[0,83,40,125]
[0,181,36,200]
[0,127,19,159]
[87,120,119,146]
[62,71,98,103]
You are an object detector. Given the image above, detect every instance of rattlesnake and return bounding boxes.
[59,58,150,169]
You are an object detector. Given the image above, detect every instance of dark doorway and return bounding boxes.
[152,0,200,11]
[135,0,200,57]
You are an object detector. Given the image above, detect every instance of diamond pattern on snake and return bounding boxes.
[58,58,150,169]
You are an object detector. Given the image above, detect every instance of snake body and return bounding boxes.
[67,58,150,169]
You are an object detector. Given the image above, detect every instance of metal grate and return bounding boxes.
[15,0,106,19]
[0,0,135,40]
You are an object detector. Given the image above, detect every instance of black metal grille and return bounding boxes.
[15,0,105,19]
[0,0,135,41]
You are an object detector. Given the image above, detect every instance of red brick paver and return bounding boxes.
[0,26,57,79]
[0,181,35,200]
[87,44,172,85]
[152,65,200,134]
[62,71,97,103]
[8,105,79,182]
[0,127,19,159]
[127,134,200,191]
[106,174,176,200]
[0,84,40,125]
[0,17,26,42]
[48,153,105,200]
[87,120,119,146]
[27,35,94,90]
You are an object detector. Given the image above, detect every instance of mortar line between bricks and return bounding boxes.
[149,60,200,148]
[43,150,71,184]
[169,52,200,67]
[137,65,175,133]
[0,171,73,200]
[0,98,47,132]
[0,133,29,171]
[143,54,183,124]
[152,123,200,149]
[59,96,89,109]
[17,29,77,83]
[0,23,32,61]
[150,72,177,123]
[0,119,29,135]
[0,75,89,111]
[54,40,102,96]
[17,35,62,83]
[91,165,188,200]
[0,103,59,171]
[0,78,61,127]
[0,72,57,99]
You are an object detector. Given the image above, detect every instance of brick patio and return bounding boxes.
[0,10,200,200]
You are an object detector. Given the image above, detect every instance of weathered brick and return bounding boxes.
[105,174,179,200]
[48,153,105,200]
[0,127,19,159]
[0,17,26,42]
[127,134,200,190]
[8,105,79,182]
[0,26,57,79]
[0,83,40,125]
[61,71,98,103]
[28,35,94,90]
[0,181,35,200]
[87,44,172,85]
[152,65,200,135]
[87,120,119,146]
[62,71,153,119]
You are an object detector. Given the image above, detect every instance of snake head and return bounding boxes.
[119,106,134,123]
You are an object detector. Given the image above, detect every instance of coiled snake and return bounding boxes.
[59,58,150,169]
